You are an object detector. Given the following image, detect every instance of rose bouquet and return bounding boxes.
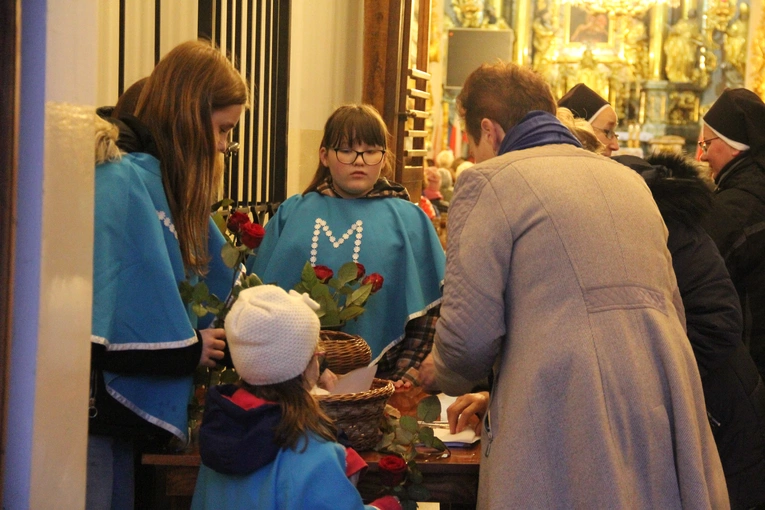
[374,395,447,509]
[179,201,265,447]
[180,201,264,324]
[293,261,384,329]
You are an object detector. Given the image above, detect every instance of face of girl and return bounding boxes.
[211,104,244,154]
[319,142,385,199]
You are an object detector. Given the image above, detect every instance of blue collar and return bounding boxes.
[498,111,582,155]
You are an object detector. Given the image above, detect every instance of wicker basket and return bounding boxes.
[318,330,372,375]
[318,378,395,451]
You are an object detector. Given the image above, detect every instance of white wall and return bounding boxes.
[4,0,97,508]
[287,0,364,196]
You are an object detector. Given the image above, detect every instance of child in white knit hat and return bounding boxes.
[191,285,400,510]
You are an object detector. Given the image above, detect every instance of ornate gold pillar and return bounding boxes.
[648,3,666,80]
[748,0,765,97]
[513,0,533,65]
[643,3,668,136]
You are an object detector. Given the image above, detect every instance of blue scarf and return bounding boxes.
[498,111,582,156]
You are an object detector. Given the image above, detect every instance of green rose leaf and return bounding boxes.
[338,305,365,322]
[327,277,342,290]
[337,261,359,285]
[395,426,414,444]
[310,283,332,301]
[432,437,447,450]
[391,443,408,455]
[301,261,319,287]
[418,426,435,447]
[338,286,355,295]
[400,415,418,433]
[417,394,442,422]
[179,280,194,303]
[244,273,263,288]
[348,284,372,307]
[211,210,227,236]
[376,431,395,450]
[191,303,208,317]
[220,243,241,269]
[192,282,210,302]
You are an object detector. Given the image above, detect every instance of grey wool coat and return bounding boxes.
[433,145,729,509]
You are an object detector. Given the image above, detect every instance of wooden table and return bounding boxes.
[142,443,480,509]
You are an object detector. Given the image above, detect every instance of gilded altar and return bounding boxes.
[434,0,764,155]
[519,0,758,139]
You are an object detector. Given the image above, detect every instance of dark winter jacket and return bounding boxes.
[702,153,765,381]
[198,385,282,475]
[615,153,765,509]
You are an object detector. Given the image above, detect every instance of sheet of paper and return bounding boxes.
[432,426,480,447]
[437,393,458,419]
[330,365,377,395]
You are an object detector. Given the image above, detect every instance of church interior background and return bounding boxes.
[422,0,765,159]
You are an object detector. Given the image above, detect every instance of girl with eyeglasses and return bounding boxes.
[248,104,445,389]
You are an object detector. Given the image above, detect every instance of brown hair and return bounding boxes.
[135,40,249,275]
[556,107,605,154]
[303,104,393,194]
[241,376,337,450]
[457,61,556,144]
[112,77,149,118]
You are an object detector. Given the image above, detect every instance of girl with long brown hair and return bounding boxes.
[89,40,248,509]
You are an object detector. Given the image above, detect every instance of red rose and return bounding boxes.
[240,222,265,249]
[378,454,407,487]
[226,211,250,234]
[313,265,334,283]
[362,273,384,293]
[354,262,366,280]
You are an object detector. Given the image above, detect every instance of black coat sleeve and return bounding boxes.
[91,331,204,376]
[667,218,743,377]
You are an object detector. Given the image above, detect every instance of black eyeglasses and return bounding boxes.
[697,137,719,154]
[332,148,386,165]
[593,126,619,141]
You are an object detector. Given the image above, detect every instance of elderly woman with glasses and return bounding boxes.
[247,104,445,388]
[700,89,765,383]
[558,83,620,156]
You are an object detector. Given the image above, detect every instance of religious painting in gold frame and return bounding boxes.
[564,5,614,47]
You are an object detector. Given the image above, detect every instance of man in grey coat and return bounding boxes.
[419,61,728,508]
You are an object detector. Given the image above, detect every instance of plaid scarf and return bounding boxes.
[315,176,411,200]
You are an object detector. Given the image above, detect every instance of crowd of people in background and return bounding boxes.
[91,38,765,510]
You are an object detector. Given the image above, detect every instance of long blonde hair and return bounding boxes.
[556,107,606,154]
[136,40,249,275]
[303,104,393,194]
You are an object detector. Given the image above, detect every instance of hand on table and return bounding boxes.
[417,353,440,393]
[447,391,489,435]
[198,328,226,368]
[393,379,412,391]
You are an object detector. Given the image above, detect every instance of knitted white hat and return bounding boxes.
[225,285,321,386]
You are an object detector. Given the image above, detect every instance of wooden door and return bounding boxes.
[0,0,20,499]
[363,0,432,202]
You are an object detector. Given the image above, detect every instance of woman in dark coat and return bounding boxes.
[615,152,765,509]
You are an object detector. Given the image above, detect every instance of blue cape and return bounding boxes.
[92,153,232,440]
[248,193,444,360]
